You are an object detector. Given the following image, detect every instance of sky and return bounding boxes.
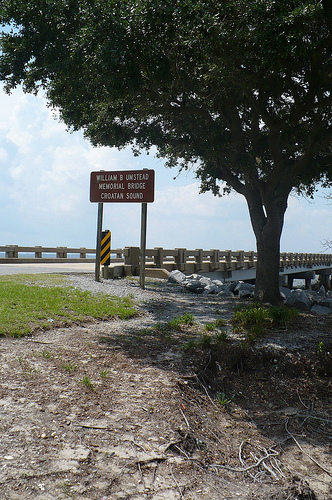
[0,86,332,254]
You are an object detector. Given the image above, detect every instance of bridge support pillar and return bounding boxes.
[318,271,331,290]
[305,278,312,290]
[286,275,294,289]
[285,271,315,289]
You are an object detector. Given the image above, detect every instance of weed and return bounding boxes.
[215,318,227,328]
[197,334,213,348]
[82,375,95,390]
[232,303,269,328]
[100,370,108,379]
[204,323,215,332]
[182,329,228,351]
[152,313,194,335]
[316,341,327,355]
[181,339,197,351]
[231,303,298,342]
[154,321,167,332]
[216,392,234,407]
[268,305,298,327]
[204,318,228,333]
[167,313,194,329]
[215,330,228,343]
[164,330,173,341]
[61,362,78,373]
[42,350,53,359]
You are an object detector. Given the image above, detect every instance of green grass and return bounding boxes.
[231,303,298,342]
[166,313,194,329]
[0,274,136,337]
[81,375,95,391]
[61,361,78,373]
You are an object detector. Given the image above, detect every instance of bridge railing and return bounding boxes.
[0,245,123,264]
[1,245,332,273]
[123,247,332,274]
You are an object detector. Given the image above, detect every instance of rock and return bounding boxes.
[234,282,255,298]
[186,274,211,286]
[318,285,326,297]
[226,281,241,294]
[285,290,314,311]
[203,284,224,294]
[280,287,292,299]
[238,288,255,298]
[183,278,206,294]
[182,274,213,294]
[203,279,225,295]
[311,304,331,315]
[219,288,234,297]
[168,270,186,284]
[317,297,332,308]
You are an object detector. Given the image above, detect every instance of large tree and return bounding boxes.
[1,0,331,304]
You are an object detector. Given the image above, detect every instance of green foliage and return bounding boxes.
[182,328,228,351]
[203,323,215,332]
[182,338,197,352]
[1,1,331,304]
[42,350,53,359]
[167,313,194,330]
[316,341,327,355]
[232,303,298,342]
[197,334,213,349]
[232,304,270,330]
[214,318,227,328]
[216,392,234,407]
[204,318,228,332]
[215,330,228,343]
[268,305,299,327]
[82,375,95,391]
[0,275,136,337]
[148,313,195,344]
[61,362,78,373]
[1,1,330,188]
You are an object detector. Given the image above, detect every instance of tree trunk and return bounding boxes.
[254,218,284,304]
[245,186,290,305]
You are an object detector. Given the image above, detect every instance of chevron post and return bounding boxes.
[100,230,111,266]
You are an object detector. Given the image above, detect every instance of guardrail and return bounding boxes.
[0,245,123,264]
[1,245,332,279]
[122,246,332,273]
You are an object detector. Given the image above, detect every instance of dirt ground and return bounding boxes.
[0,276,331,500]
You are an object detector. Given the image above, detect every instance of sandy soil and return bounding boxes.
[0,276,331,499]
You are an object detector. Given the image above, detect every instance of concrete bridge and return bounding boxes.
[1,244,332,288]
[121,247,332,289]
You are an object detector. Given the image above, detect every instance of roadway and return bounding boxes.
[0,263,96,275]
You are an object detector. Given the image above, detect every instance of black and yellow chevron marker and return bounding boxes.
[101,230,111,266]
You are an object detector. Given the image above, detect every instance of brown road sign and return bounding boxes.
[90,169,155,203]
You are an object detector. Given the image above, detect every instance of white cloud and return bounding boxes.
[0,86,331,254]
[9,163,26,180]
[0,147,8,162]
[282,195,332,253]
